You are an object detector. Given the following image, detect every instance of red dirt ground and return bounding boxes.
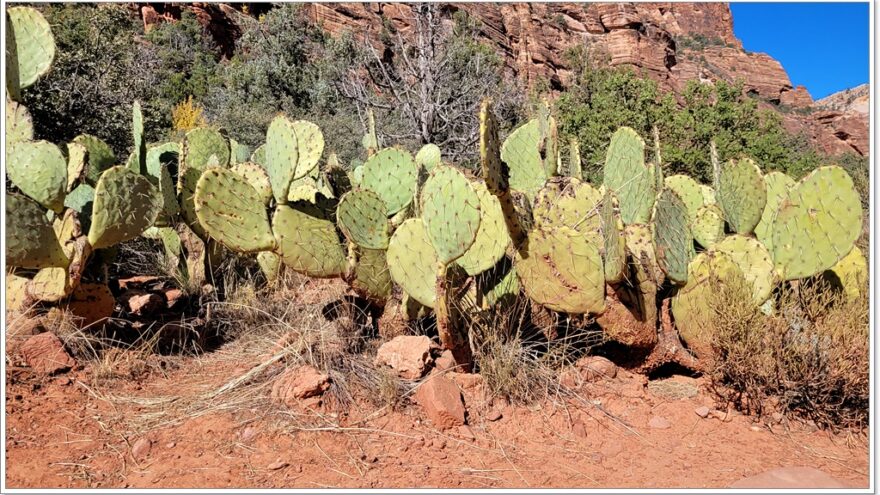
[5,347,869,489]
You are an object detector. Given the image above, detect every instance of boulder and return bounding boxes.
[415,375,466,429]
[374,335,435,379]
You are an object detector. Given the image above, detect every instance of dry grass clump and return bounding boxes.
[708,277,868,430]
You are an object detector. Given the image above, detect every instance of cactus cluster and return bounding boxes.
[5,7,866,374]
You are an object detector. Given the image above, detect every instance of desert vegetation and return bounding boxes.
[5,4,869,489]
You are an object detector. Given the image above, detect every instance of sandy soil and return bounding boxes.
[5,344,869,490]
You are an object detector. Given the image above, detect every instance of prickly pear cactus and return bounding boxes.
[421,166,481,265]
[692,204,725,248]
[387,218,438,308]
[66,142,87,192]
[361,108,379,156]
[264,115,301,202]
[652,188,694,284]
[336,189,390,250]
[131,101,146,174]
[500,119,546,196]
[6,140,67,213]
[825,246,867,300]
[250,144,266,167]
[664,175,704,220]
[179,128,231,237]
[711,234,775,304]
[257,251,282,283]
[700,184,717,205]
[568,138,582,180]
[754,171,796,252]
[361,147,419,216]
[516,227,605,314]
[7,6,55,93]
[292,120,324,176]
[231,162,273,206]
[603,127,655,225]
[145,142,180,226]
[533,177,602,241]
[7,99,34,144]
[194,168,276,253]
[230,139,251,165]
[73,134,116,186]
[601,190,627,284]
[88,166,163,249]
[351,247,393,303]
[7,193,68,269]
[717,157,767,234]
[272,202,347,278]
[64,183,95,221]
[457,181,510,276]
[770,166,862,280]
[28,266,70,302]
[415,143,442,173]
[624,223,663,283]
[672,251,746,359]
[6,272,32,312]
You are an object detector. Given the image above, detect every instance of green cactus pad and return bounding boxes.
[664,174,704,219]
[717,157,767,234]
[672,251,746,358]
[361,148,418,216]
[8,7,55,90]
[624,223,663,283]
[754,171,796,252]
[650,162,664,196]
[421,166,481,264]
[231,162,273,206]
[6,272,31,312]
[286,176,321,203]
[66,142,87,192]
[87,166,163,249]
[387,218,438,308]
[230,138,251,165]
[479,100,507,193]
[700,184,717,205]
[28,266,70,303]
[264,116,300,202]
[250,144,266,167]
[361,108,379,155]
[64,183,95,227]
[457,181,510,276]
[601,190,627,284]
[352,247,393,302]
[257,251,282,283]
[692,204,725,248]
[7,193,68,269]
[7,99,33,144]
[603,127,654,225]
[182,127,230,172]
[500,119,546,195]
[711,234,776,303]
[351,164,364,186]
[146,142,180,225]
[272,202,347,278]
[194,168,276,253]
[415,143,442,173]
[7,140,67,213]
[292,120,324,176]
[131,101,146,173]
[479,264,520,309]
[336,189,390,250]
[533,177,602,240]
[825,246,867,300]
[515,227,605,314]
[652,188,694,284]
[73,134,116,186]
[770,166,862,280]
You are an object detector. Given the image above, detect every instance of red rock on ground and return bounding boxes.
[18,332,76,375]
[414,375,466,429]
[374,335,435,379]
[271,365,331,408]
[122,290,165,316]
[729,466,848,488]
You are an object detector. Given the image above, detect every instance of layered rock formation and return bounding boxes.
[138,2,868,156]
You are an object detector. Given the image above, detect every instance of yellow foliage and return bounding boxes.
[171,96,207,132]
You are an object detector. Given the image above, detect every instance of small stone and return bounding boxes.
[457,425,475,441]
[772,412,785,423]
[695,406,710,418]
[434,350,457,371]
[267,460,289,471]
[123,290,164,316]
[55,376,72,386]
[415,375,466,429]
[375,335,435,379]
[486,409,502,422]
[729,467,848,488]
[575,356,618,381]
[131,438,152,460]
[648,416,671,429]
[166,442,176,449]
[19,332,76,375]
[271,365,331,408]
[240,426,259,442]
[163,288,184,309]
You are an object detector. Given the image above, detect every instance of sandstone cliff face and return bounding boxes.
[139,2,868,157]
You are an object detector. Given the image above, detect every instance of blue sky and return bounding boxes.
[729,2,869,99]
